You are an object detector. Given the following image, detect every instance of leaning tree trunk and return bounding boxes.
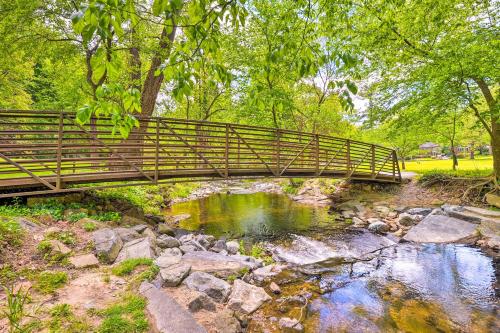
[115,24,177,172]
[491,118,500,180]
[474,77,499,181]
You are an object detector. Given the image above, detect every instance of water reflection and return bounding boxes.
[308,244,498,332]
[165,193,342,238]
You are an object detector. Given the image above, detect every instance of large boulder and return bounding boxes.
[211,239,227,253]
[154,248,183,268]
[156,235,181,249]
[188,292,216,313]
[115,237,156,263]
[463,206,500,219]
[181,251,258,278]
[183,271,231,303]
[139,282,207,333]
[113,227,141,243]
[228,280,271,314]
[367,221,389,234]
[442,205,483,224]
[160,263,191,287]
[403,215,478,243]
[214,310,241,333]
[486,193,500,208]
[92,228,123,263]
[271,232,395,268]
[477,220,500,249]
[226,241,240,255]
[397,213,421,226]
[69,254,99,269]
[158,224,175,236]
[407,207,432,216]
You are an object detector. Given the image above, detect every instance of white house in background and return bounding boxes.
[419,142,441,157]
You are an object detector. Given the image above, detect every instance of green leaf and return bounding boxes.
[346,81,358,95]
[76,105,93,125]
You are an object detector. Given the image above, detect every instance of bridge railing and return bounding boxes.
[0,110,401,197]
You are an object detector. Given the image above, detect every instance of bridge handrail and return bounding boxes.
[0,110,401,198]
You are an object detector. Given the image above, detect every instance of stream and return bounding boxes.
[166,192,499,332]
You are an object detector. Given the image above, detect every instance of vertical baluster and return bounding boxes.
[276,129,281,176]
[346,139,351,176]
[225,124,229,178]
[155,118,159,183]
[56,113,63,190]
[371,144,375,179]
[315,134,319,176]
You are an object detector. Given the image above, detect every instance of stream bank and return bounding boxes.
[0,179,498,332]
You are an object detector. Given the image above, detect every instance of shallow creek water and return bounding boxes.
[166,192,499,332]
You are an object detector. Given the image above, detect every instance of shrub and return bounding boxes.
[34,271,68,294]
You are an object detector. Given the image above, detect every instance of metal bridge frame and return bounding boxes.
[0,110,401,198]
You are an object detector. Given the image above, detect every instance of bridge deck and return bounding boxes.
[0,110,401,198]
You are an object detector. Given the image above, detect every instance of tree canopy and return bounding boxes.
[0,0,498,174]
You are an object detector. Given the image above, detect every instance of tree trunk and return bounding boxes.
[450,146,458,170]
[401,157,406,170]
[117,23,177,170]
[474,78,499,179]
[491,119,500,179]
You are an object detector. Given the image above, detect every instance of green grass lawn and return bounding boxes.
[401,156,493,175]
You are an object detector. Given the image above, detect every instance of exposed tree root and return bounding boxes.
[419,175,499,205]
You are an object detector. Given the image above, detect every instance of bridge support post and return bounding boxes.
[155,118,159,183]
[56,112,63,189]
[315,134,319,176]
[225,124,229,178]
[346,139,351,175]
[371,144,375,179]
[276,129,281,176]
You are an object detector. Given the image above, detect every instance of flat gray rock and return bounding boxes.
[271,232,395,266]
[156,235,181,248]
[182,251,258,278]
[155,248,183,268]
[228,279,271,314]
[478,220,500,249]
[160,263,191,287]
[250,264,288,285]
[403,215,478,243]
[115,237,156,262]
[113,227,141,242]
[184,271,231,303]
[92,228,123,263]
[140,282,206,333]
[69,253,99,268]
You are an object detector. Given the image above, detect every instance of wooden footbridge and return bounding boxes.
[0,110,401,198]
